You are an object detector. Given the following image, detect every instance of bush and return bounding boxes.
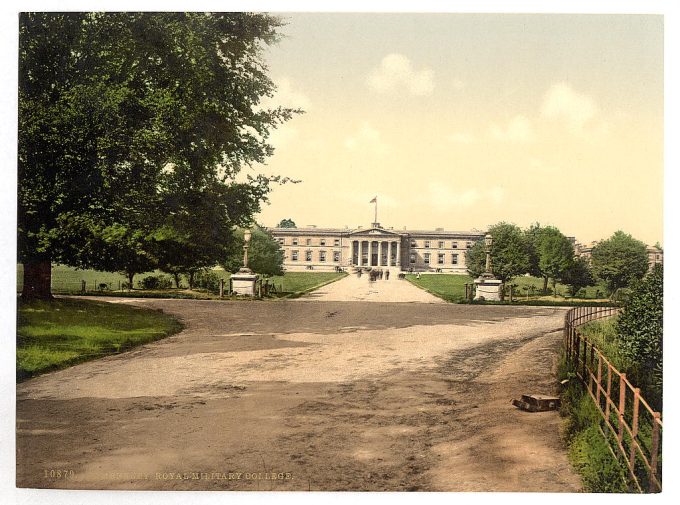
[193,269,221,292]
[616,264,663,409]
[138,274,173,290]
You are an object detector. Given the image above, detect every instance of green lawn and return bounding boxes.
[16,264,345,299]
[17,298,183,380]
[406,273,610,304]
[268,271,347,298]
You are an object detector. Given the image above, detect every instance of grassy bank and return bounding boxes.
[17,298,183,381]
[558,356,629,492]
[405,273,612,305]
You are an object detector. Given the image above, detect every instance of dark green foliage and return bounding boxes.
[562,256,596,296]
[616,264,663,408]
[465,222,530,283]
[18,13,297,298]
[138,274,173,290]
[276,218,297,228]
[222,226,284,276]
[591,231,648,294]
[193,269,222,292]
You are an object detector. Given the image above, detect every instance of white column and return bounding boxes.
[360,240,365,266]
[388,241,393,266]
[396,240,401,268]
[369,241,374,266]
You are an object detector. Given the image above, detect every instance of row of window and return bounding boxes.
[278,237,474,249]
[279,238,341,247]
[411,240,473,249]
[289,250,341,262]
[409,253,460,265]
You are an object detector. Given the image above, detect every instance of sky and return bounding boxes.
[251,13,664,245]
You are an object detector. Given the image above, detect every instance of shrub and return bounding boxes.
[138,274,173,290]
[616,264,663,409]
[193,269,221,292]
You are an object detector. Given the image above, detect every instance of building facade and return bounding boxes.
[269,223,485,273]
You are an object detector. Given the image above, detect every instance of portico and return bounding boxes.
[351,237,401,267]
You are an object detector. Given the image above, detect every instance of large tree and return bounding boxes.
[537,228,575,295]
[19,13,296,298]
[276,218,297,228]
[561,256,595,297]
[466,222,531,284]
[591,231,648,294]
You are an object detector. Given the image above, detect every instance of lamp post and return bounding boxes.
[484,233,493,277]
[240,228,253,273]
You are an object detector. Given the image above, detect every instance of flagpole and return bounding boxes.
[374,199,377,224]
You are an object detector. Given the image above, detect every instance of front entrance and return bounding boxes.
[351,238,401,268]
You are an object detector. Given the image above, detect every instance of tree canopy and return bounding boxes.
[466,222,530,283]
[19,13,297,297]
[591,231,648,294]
[276,218,297,228]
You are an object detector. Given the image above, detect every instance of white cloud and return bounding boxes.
[367,54,435,96]
[259,77,311,111]
[344,122,389,156]
[540,83,596,132]
[427,183,505,210]
[448,132,476,144]
[489,115,535,143]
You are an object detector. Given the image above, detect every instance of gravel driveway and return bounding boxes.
[17,298,581,491]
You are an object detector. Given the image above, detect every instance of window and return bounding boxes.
[306,238,312,246]
[320,239,326,246]
[334,239,340,246]
[452,254,458,265]
[333,251,340,262]
[424,240,431,248]
[411,240,417,248]
[292,238,298,246]
[452,242,458,248]
[319,251,326,262]
[291,250,299,261]
[278,238,285,246]
[438,241,444,249]
[410,253,416,264]
[437,253,444,264]
[466,242,472,248]
[424,253,430,264]
[305,250,312,261]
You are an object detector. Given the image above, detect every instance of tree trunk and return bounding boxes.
[21,259,53,300]
[173,273,181,289]
[127,272,135,288]
[188,271,195,289]
[542,276,549,294]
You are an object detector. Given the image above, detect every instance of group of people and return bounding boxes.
[356,268,390,281]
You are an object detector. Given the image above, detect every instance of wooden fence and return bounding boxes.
[564,306,662,492]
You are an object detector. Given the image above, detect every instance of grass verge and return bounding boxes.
[17,297,183,381]
[558,355,629,492]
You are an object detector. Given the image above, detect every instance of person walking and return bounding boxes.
[385,270,390,280]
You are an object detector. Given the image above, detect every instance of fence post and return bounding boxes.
[628,388,640,480]
[219,279,224,298]
[589,344,596,394]
[81,280,86,293]
[596,355,602,405]
[618,373,627,443]
[582,338,587,381]
[649,412,661,492]
[605,363,612,420]
[575,333,581,378]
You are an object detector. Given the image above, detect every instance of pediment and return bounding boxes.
[349,227,402,237]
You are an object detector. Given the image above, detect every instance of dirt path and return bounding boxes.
[17,299,580,491]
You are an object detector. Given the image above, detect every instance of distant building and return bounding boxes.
[269,223,485,273]
[574,239,663,271]
[647,245,663,271]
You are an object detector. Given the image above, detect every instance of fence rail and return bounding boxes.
[564,306,662,492]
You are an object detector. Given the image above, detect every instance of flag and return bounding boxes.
[369,196,377,203]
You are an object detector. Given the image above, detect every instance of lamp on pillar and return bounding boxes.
[483,233,494,278]
[239,228,253,273]
[474,232,502,300]
[232,227,259,296]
